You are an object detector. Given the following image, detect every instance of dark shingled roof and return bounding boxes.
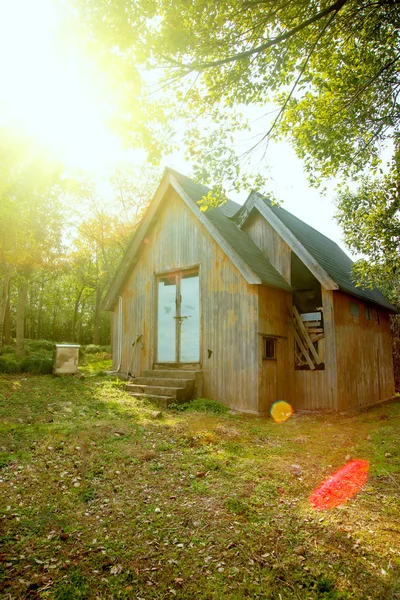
[170,169,394,310]
[255,194,395,311]
[168,169,292,291]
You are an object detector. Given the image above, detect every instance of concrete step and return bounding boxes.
[126,384,191,402]
[133,377,195,388]
[142,369,199,380]
[128,393,174,409]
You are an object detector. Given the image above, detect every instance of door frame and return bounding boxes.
[154,266,201,367]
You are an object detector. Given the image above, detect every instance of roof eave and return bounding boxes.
[169,175,262,285]
[102,170,173,311]
[103,172,267,311]
[237,191,339,291]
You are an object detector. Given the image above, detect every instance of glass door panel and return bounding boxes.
[157,277,177,362]
[180,273,200,362]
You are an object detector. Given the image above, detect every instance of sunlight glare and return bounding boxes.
[0,0,123,173]
[270,400,293,423]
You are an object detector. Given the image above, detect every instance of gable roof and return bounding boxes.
[102,169,291,310]
[169,170,291,291]
[236,191,395,311]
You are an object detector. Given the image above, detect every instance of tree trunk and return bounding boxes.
[72,286,84,343]
[4,293,11,344]
[16,279,28,358]
[37,287,44,340]
[0,266,11,347]
[93,286,102,344]
[52,305,57,340]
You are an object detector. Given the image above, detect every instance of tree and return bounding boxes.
[336,155,400,306]
[0,131,67,354]
[70,165,158,344]
[70,0,400,192]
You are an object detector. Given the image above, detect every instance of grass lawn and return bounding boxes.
[0,357,399,599]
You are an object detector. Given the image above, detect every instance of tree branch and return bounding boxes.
[171,0,349,72]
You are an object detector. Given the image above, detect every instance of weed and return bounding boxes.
[225,495,250,516]
[21,354,53,374]
[169,397,229,414]
[0,356,21,373]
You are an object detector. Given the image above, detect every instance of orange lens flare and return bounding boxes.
[270,400,293,423]
[309,459,370,510]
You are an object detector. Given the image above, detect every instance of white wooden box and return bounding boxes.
[53,344,80,375]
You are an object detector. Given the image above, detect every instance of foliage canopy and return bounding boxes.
[71,0,400,189]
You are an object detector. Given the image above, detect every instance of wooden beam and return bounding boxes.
[310,333,325,343]
[288,319,315,370]
[292,306,322,365]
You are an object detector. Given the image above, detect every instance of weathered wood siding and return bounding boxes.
[333,291,394,410]
[118,187,260,413]
[290,289,338,411]
[242,211,292,284]
[110,311,118,370]
[257,286,292,414]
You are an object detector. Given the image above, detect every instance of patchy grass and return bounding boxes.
[0,363,399,599]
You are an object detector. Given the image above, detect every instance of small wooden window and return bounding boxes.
[365,306,373,320]
[350,300,359,317]
[263,337,276,360]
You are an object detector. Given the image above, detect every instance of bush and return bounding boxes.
[0,345,16,356]
[0,356,21,374]
[84,344,111,354]
[169,397,229,414]
[21,355,53,375]
[84,344,103,354]
[25,339,54,352]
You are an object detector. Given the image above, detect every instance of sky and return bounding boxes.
[0,0,348,254]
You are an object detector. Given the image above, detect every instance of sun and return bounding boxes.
[0,0,124,174]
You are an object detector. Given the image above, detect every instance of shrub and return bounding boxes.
[21,355,53,375]
[84,344,103,354]
[0,356,22,374]
[84,344,111,354]
[94,370,108,377]
[0,345,16,356]
[25,339,54,352]
[169,397,229,414]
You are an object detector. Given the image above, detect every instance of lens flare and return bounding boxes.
[270,400,293,423]
[309,459,369,510]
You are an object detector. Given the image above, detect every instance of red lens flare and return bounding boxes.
[270,400,293,423]
[309,459,369,510]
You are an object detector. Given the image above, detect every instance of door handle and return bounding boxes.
[174,316,191,323]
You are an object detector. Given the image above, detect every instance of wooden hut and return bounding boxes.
[103,169,395,413]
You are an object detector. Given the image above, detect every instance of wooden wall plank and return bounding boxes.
[333,291,394,409]
[257,286,291,414]
[242,212,292,284]
[290,288,337,411]
[119,188,260,413]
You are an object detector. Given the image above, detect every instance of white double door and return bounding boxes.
[156,270,200,363]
